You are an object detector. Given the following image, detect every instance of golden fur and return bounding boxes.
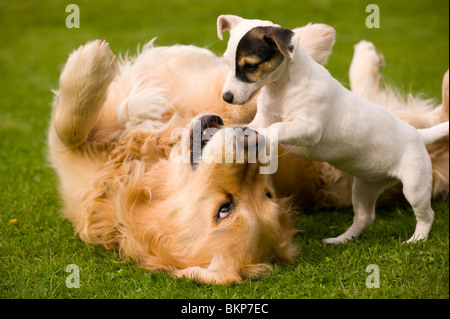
[48,25,448,284]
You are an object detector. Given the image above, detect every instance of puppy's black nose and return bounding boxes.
[223,91,234,104]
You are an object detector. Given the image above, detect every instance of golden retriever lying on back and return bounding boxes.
[48,23,449,284]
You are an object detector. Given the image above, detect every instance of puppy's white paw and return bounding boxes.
[323,236,349,244]
[402,233,427,244]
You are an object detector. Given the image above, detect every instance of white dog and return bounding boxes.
[217,14,449,244]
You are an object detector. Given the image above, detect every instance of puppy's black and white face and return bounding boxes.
[218,15,298,105]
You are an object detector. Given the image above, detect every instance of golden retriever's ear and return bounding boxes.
[217,14,243,40]
[293,23,336,65]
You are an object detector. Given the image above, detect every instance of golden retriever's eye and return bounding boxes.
[266,191,273,199]
[216,196,234,222]
[218,204,232,219]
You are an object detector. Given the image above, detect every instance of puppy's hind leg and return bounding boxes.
[51,40,116,149]
[349,41,385,99]
[398,151,435,243]
[323,178,396,244]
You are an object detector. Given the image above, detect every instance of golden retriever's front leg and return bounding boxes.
[173,255,243,284]
[52,40,116,148]
[174,267,242,285]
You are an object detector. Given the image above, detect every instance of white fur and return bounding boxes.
[218,15,450,244]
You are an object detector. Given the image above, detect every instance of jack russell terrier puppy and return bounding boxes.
[217,14,449,244]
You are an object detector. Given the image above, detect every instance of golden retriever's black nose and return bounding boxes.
[197,114,224,130]
[223,91,234,104]
[241,127,263,150]
[190,114,224,167]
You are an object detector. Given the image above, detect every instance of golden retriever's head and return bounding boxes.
[104,114,297,284]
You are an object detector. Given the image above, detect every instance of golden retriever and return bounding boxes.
[48,23,448,284]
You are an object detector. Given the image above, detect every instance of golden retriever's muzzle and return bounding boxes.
[189,114,262,168]
[190,114,223,167]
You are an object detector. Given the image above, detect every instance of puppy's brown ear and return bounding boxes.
[217,14,243,40]
[263,27,298,60]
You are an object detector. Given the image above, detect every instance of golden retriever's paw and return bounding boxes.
[349,40,385,95]
[293,23,336,66]
[89,40,116,84]
[440,70,449,120]
[174,266,242,284]
[352,40,385,68]
[54,40,117,147]
[60,40,116,94]
[174,267,218,284]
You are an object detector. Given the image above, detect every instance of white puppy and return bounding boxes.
[217,14,449,244]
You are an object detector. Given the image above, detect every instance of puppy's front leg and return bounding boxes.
[268,119,323,146]
[248,110,269,130]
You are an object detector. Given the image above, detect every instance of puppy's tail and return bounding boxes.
[418,121,449,145]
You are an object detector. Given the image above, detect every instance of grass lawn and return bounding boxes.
[0,0,448,299]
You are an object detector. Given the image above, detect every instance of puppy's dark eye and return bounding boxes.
[216,197,234,222]
[266,191,273,199]
[244,63,259,72]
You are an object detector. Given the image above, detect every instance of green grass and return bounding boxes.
[0,0,448,299]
